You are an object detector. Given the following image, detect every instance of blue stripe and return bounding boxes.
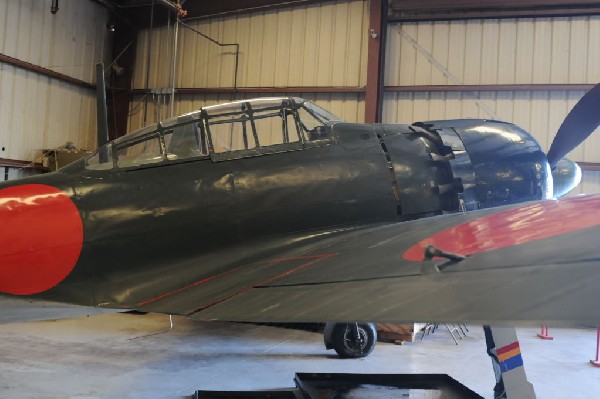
[499,354,524,373]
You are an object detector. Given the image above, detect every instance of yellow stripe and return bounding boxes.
[498,347,521,362]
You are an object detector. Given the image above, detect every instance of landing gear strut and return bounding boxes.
[484,326,536,399]
[324,322,377,358]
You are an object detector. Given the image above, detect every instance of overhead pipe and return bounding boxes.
[141,0,187,124]
[169,6,180,118]
[142,0,156,126]
[95,63,110,149]
[137,15,241,120]
[165,8,172,118]
[178,21,240,94]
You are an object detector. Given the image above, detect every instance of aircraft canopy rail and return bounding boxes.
[201,97,341,154]
[83,98,342,170]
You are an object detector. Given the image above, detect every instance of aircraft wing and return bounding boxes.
[135,193,600,326]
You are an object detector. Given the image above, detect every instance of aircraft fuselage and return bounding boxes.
[0,98,551,315]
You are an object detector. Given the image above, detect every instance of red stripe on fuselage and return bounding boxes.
[0,184,83,295]
[187,253,338,314]
[403,194,600,261]
[137,253,338,307]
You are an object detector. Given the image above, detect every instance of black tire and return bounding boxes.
[331,322,377,358]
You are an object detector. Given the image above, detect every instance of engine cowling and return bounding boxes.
[378,119,552,220]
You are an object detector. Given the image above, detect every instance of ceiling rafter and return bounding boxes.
[95,1,600,27]
[95,0,332,28]
[389,0,600,21]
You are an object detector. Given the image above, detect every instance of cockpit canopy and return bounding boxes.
[85,97,342,170]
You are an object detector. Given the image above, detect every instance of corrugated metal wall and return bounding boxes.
[568,171,600,195]
[0,0,108,161]
[384,17,600,163]
[128,0,368,131]
[127,4,600,192]
[2,167,35,181]
[581,171,600,194]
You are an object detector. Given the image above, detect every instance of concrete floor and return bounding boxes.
[0,313,599,398]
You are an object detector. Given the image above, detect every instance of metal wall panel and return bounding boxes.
[131,1,368,90]
[580,171,600,194]
[0,0,108,161]
[386,17,600,86]
[2,166,36,182]
[568,171,600,195]
[383,91,600,163]
[128,0,368,132]
[384,17,600,163]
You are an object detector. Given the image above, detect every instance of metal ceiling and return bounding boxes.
[93,0,332,28]
[390,0,600,21]
[92,0,600,27]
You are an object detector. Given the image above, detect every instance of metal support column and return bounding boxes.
[590,327,600,367]
[364,0,386,123]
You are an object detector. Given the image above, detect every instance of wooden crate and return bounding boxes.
[377,323,416,344]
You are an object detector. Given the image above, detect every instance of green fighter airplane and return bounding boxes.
[0,85,599,369]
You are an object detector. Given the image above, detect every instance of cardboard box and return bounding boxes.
[42,149,89,171]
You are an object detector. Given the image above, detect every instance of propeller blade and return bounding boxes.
[547,83,600,168]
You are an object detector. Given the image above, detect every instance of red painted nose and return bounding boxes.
[0,184,84,295]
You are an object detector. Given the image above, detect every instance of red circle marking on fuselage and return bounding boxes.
[0,184,83,295]
[403,194,600,261]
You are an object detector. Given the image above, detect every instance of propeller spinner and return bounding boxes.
[545,83,600,197]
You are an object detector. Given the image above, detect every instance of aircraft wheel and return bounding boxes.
[330,322,377,358]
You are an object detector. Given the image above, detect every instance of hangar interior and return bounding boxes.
[1,0,599,188]
[1,1,600,398]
